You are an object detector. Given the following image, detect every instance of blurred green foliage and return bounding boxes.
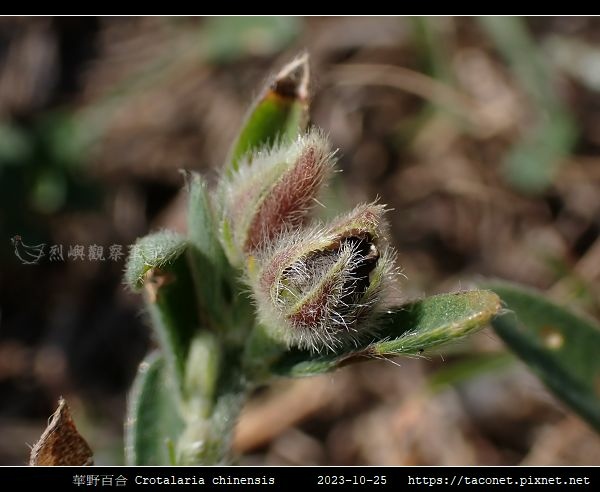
[202,17,301,63]
[478,16,577,193]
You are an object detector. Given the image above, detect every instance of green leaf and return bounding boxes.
[125,353,185,465]
[186,173,255,345]
[270,290,501,378]
[183,333,222,413]
[483,281,600,431]
[125,231,199,388]
[187,173,226,269]
[373,290,501,354]
[187,173,231,328]
[124,230,188,290]
[226,54,309,173]
[178,351,246,465]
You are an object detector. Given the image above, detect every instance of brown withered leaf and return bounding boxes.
[143,267,175,303]
[29,397,94,466]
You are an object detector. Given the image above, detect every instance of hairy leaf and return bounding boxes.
[268,290,501,378]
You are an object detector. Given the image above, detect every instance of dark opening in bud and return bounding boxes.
[338,236,380,308]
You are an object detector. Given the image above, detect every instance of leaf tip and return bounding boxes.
[272,52,310,102]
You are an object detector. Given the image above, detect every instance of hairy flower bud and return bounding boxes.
[250,203,396,352]
[218,130,335,266]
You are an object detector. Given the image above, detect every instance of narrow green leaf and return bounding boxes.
[183,333,222,414]
[178,354,246,465]
[372,290,501,355]
[125,231,199,388]
[270,290,501,378]
[226,54,309,173]
[483,281,600,431]
[125,353,184,465]
[186,173,254,345]
[187,173,225,267]
[147,254,200,390]
[187,173,230,328]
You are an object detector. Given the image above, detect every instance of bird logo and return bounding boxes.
[11,235,46,265]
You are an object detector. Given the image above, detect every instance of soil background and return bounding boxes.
[1,16,599,465]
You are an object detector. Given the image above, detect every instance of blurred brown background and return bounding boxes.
[1,16,599,465]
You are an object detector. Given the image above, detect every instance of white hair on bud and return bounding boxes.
[249,203,400,353]
[217,129,337,267]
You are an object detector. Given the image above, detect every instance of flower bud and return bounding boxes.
[218,130,335,267]
[250,203,396,352]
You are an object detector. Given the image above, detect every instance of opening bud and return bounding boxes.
[251,203,396,352]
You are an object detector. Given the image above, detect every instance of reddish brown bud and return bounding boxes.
[219,130,335,267]
[250,203,396,352]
